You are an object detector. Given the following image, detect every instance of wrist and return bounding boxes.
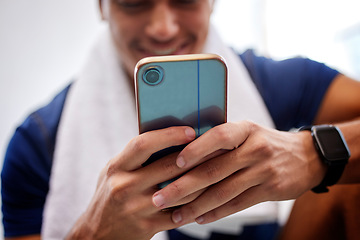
[299,125,350,193]
[333,119,360,184]
[299,130,327,190]
[65,214,95,240]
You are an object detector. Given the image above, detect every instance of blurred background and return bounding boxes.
[0,0,359,237]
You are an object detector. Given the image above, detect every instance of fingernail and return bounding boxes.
[176,156,185,168]
[196,216,205,224]
[185,128,195,139]
[152,193,165,208]
[172,210,183,224]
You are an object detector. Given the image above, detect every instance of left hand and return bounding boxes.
[151,120,327,225]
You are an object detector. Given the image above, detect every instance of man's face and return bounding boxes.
[100,0,213,76]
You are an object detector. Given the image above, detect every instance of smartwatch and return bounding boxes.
[299,125,350,193]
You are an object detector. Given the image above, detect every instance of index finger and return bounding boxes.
[176,121,251,169]
[111,126,196,171]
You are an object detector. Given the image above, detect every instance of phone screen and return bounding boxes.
[135,54,227,137]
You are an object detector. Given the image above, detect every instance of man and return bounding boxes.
[2,0,360,239]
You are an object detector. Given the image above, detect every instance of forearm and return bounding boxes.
[337,117,360,184]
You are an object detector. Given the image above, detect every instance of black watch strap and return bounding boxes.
[299,125,350,193]
[311,164,346,193]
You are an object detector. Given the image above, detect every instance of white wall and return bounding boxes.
[264,0,360,78]
[212,0,360,79]
[0,0,104,162]
[0,0,359,237]
[0,0,104,237]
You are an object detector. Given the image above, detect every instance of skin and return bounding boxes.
[152,74,360,226]
[6,0,360,240]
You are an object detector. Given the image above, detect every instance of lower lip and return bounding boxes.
[141,42,190,57]
[152,48,177,55]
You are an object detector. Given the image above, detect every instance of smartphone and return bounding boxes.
[134,54,227,185]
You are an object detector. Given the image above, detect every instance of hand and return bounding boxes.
[66,126,196,240]
[152,121,327,225]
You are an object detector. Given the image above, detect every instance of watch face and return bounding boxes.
[314,127,350,163]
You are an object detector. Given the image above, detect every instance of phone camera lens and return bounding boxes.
[143,66,163,85]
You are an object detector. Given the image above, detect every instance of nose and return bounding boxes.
[145,3,180,42]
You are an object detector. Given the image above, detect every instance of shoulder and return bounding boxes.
[1,84,71,237]
[239,49,338,86]
[239,49,339,130]
[21,84,71,156]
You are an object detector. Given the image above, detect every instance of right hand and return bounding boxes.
[65,126,196,240]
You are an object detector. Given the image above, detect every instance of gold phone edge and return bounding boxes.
[134,53,228,134]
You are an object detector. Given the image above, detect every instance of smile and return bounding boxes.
[151,48,177,55]
[139,40,191,57]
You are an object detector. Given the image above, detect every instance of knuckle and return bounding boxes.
[207,210,221,222]
[267,161,280,176]
[253,135,273,157]
[164,126,179,137]
[168,181,186,197]
[130,134,149,153]
[265,178,281,193]
[213,187,230,202]
[262,168,285,198]
[228,195,247,211]
[109,186,129,203]
[105,162,118,177]
[108,175,135,203]
[203,163,221,180]
[212,126,232,144]
[163,127,186,144]
[268,177,286,198]
[105,154,126,177]
[159,155,177,174]
[183,142,197,155]
[245,120,257,132]
[184,204,200,218]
